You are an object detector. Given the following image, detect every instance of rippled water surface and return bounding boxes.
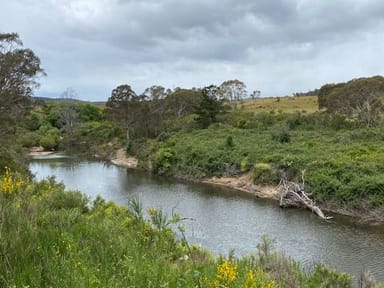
[29,155,384,281]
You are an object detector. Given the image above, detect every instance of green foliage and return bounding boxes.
[0,32,45,137]
[240,156,250,172]
[307,264,352,288]
[226,135,234,148]
[194,85,227,128]
[0,171,360,287]
[16,129,40,148]
[146,120,384,209]
[271,123,291,143]
[38,124,60,149]
[318,76,384,127]
[165,88,201,118]
[252,163,274,184]
[154,147,175,174]
[78,103,104,122]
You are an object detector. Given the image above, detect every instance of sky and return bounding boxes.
[1,0,384,101]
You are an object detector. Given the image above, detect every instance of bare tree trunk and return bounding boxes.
[278,172,332,220]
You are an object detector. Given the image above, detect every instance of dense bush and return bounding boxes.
[271,123,291,143]
[146,123,384,210]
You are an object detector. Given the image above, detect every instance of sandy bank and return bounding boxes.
[110,148,138,169]
[28,146,56,156]
[202,173,280,200]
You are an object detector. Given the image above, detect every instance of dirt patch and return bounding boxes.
[110,148,138,168]
[202,173,280,200]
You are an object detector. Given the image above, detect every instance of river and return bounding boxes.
[29,154,384,282]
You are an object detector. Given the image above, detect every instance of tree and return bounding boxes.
[318,76,384,127]
[61,86,77,100]
[194,85,226,128]
[105,84,143,140]
[219,79,247,109]
[58,88,79,134]
[142,85,168,100]
[0,32,45,136]
[250,90,261,99]
[165,88,201,118]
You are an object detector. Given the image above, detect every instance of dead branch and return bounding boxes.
[277,172,333,220]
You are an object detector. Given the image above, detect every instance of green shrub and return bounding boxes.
[226,135,234,148]
[17,130,40,148]
[39,135,58,150]
[252,163,273,184]
[38,125,60,149]
[307,264,352,287]
[271,123,291,143]
[154,147,175,174]
[240,156,250,172]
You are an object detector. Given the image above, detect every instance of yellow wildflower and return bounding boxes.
[213,260,237,287]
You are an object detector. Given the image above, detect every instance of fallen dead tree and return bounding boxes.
[278,172,333,220]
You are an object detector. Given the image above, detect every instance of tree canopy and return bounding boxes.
[105,85,143,139]
[0,32,45,136]
[318,76,384,126]
[165,88,201,118]
[219,79,247,109]
[194,85,226,128]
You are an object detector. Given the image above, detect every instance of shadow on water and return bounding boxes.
[29,156,384,282]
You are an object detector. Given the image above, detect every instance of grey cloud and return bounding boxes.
[1,0,384,100]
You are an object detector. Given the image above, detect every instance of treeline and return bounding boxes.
[319,76,384,127]
[104,79,252,137]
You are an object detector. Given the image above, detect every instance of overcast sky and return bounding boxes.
[1,0,384,101]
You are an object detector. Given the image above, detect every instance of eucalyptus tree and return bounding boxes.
[219,79,247,109]
[0,32,45,136]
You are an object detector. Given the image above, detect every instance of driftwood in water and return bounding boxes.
[278,172,332,220]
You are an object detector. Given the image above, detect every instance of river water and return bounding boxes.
[29,154,384,282]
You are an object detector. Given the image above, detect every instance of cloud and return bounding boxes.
[1,0,384,100]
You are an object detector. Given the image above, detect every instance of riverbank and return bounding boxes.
[110,148,138,168]
[105,149,384,226]
[28,146,56,156]
[202,173,280,200]
[203,174,384,226]
[33,148,382,226]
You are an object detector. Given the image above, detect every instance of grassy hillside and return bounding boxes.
[240,95,319,114]
[146,108,384,219]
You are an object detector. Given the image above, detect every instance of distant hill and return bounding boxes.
[33,97,105,105]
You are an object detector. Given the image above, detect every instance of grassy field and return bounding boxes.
[240,95,319,114]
